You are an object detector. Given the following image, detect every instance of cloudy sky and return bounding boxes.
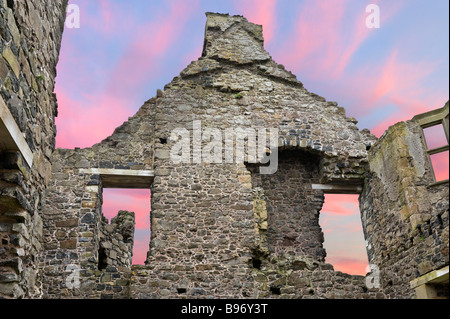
[55,0,449,272]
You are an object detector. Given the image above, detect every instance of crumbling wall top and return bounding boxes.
[202,12,269,64]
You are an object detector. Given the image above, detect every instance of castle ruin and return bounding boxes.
[0,1,448,299]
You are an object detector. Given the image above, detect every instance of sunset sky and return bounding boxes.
[55,0,449,272]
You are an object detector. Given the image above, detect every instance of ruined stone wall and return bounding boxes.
[39,156,102,298]
[247,150,326,261]
[1,0,446,300]
[40,99,153,298]
[360,117,449,298]
[0,0,67,298]
[130,261,384,299]
[99,210,135,269]
[41,12,381,299]
[136,12,379,299]
[252,259,383,299]
[26,10,447,300]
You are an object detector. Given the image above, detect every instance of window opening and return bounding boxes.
[422,124,449,183]
[413,103,449,185]
[102,188,150,265]
[423,124,448,150]
[319,194,369,276]
[429,151,449,182]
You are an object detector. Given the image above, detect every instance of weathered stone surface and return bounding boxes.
[60,239,77,249]
[0,0,68,299]
[2,47,20,79]
[360,105,449,299]
[98,210,136,270]
[1,6,447,300]
[55,218,79,228]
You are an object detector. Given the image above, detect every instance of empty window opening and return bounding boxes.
[102,188,151,265]
[429,151,449,182]
[319,194,369,276]
[177,288,187,294]
[159,138,167,144]
[423,124,448,150]
[421,122,449,184]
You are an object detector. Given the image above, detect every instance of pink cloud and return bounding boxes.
[267,0,448,138]
[102,189,150,230]
[322,194,360,216]
[370,50,438,110]
[106,1,198,97]
[274,0,369,80]
[56,1,199,149]
[320,194,369,275]
[275,0,405,80]
[55,89,132,148]
[423,125,448,150]
[326,48,445,137]
[326,256,369,276]
[233,0,278,44]
[76,0,134,36]
[332,0,404,78]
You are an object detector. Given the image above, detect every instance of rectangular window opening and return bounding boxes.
[421,122,449,184]
[430,151,449,182]
[423,124,448,150]
[319,194,369,276]
[102,188,151,266]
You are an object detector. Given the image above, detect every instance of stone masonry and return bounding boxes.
[0,0,67,298]
[0,6,448,299]
[360,102,449,299]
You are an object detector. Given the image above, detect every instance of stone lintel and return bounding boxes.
[412,101,449,128]
[0,95,33,168]
[410,265,449,289]
[311,184,362,194]
[410,266,449,299]
[79,168,154,189]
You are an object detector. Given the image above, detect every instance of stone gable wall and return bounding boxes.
[140,12,381,299]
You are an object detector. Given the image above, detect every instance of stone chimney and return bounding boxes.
[201,12,270,64]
